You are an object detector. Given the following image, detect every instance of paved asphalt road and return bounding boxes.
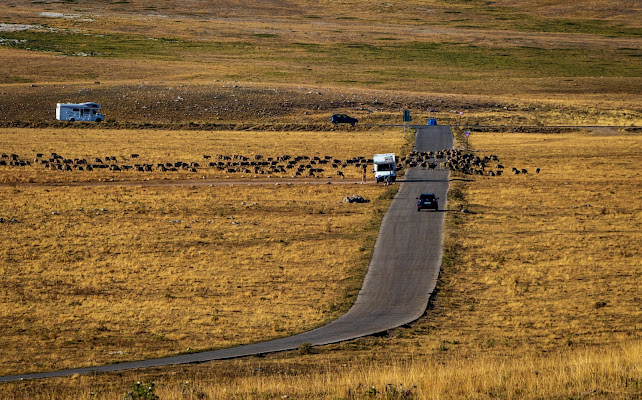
[0,125,453,383]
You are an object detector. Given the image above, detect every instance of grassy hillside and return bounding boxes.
[0,0,640,125]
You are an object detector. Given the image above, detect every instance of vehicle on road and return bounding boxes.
[417,193,439,211]
[330,114,358,126]
[56,102,104,122]
[373,153,397,183]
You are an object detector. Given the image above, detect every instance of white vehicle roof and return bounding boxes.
[57,102,101,109]
[373,153,396,163]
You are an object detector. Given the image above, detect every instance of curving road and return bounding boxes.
[0,125,453,383]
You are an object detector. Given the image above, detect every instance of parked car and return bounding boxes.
[417,193,439,211]
[330,114,358,126]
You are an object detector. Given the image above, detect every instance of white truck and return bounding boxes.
[56,102,104,122]
[373,153,397,183]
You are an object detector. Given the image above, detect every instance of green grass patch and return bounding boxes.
[0,30,255,59]
[472,6,642,36]
[1,27,639,85]
[252,33,278,38]
[2,76,33,84]
[514,16,640,36]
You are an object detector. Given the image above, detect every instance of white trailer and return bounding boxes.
[373,153,397,183]
[56,102,104,122]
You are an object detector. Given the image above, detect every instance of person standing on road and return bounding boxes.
[361,166,367,184]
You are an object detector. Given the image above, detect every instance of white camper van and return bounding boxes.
[56,102,104,122]
[373,153,397,183]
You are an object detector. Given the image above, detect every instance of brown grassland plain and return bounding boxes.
[1,130,640,399]
[0,183,392,374]
[0,128,406,376]
[0,128,404,183]
[0,0,640,126]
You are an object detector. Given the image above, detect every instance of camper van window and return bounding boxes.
[378,163,393,171]
[73,108,79,112]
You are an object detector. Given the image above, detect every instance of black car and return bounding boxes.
[417,193,439,211]
[330,114,358,126]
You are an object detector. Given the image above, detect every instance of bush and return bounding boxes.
[123,381,159,400]
[297,342,313,355]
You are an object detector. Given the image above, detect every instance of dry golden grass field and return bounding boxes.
[2,129,640,399]
[0,182,393,375]
[1,0,641,398]
[0,128,406,376]
[0,128,404,183]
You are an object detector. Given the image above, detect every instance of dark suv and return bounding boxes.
[330,114,358,126]
[417,193,439,211]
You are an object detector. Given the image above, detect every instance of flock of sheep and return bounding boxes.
[202,154,372,178]
[1,149,536,178]
[0,152,372,178]
[402,148,538,176]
